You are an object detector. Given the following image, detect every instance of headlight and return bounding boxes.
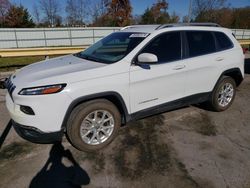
[19,84,67,95]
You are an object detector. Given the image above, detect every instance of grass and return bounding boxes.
[0,55,60,71]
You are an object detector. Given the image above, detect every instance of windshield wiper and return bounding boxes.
[75,53,110,64]
[75,53,101,62]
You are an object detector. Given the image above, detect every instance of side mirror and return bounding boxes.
[137,53,158,64]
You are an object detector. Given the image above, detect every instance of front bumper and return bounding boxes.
[0,80,6,89]
[6,88,72,132]
[12,120,64,144]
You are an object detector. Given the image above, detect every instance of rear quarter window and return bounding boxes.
[214,32,234,51]
[186,31,216,57]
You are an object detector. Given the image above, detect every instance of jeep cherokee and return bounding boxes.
[1,23,244,151]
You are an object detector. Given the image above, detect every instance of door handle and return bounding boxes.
[216,57,224,61]
[173,65,186,70]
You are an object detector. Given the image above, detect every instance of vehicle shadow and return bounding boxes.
[0,120,12,149]
[245,57,250,74]
[29,142,90,188]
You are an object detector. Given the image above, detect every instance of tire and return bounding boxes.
[207,76,236,112]
[66,99,121,152]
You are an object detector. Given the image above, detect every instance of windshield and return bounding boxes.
[75,32,149,64]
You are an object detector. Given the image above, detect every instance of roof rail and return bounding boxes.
[156,23,221,30]
[121,25,160,30]
[120,26,133,30]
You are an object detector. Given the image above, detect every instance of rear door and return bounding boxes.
[183,31,222,96]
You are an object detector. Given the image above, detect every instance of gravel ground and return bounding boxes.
[0,56,249,188]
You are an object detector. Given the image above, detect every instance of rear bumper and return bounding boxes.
[12,120,64,144]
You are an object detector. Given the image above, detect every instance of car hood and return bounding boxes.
[11,55,107,86]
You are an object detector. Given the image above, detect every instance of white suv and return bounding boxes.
[1,23,244,151]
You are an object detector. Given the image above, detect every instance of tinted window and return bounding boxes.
[214,32,233,51]
[140,32,181,63]
[76,32,147,64]
[186,31,216,57]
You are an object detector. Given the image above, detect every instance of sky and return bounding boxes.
[10,0,250,20]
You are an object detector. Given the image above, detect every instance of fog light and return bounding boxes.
[0,80,6,89]
[20,105,35,115]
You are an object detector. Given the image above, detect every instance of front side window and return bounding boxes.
[140,32,181,63]
[75,32,148,64]
[186,31,216,57]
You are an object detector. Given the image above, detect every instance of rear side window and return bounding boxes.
[141,32,181,63]
[214,32,233,51]
[186,31,216,57]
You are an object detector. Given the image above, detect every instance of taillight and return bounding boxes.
[242,47,248,54]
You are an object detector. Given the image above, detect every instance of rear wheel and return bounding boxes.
[207,76,236,112]
[66,99,121,151]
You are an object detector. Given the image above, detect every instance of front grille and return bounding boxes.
[5,77,16,99]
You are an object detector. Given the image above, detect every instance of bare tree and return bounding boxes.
[0,0,11,26]
[90,0,109,24]
[78,0,89,25]
[132,14,142,24]
[33,3,40,24]
[66,0,88,26]
[169,11,180,23]
[192,0,228,21]
[66,0,77,26]
[0,0,10,17]
[39,0,60,27]
[182,15,190,23]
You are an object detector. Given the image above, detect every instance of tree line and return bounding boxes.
[0,0,249,28]
[190,0,250,29]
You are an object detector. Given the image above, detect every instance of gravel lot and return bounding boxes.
[0,55,250,188]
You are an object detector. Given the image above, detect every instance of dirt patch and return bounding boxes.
[199,140,213,150]
[110,115,200,187]
[73,149,106,174]
[176,161,201,187]
[0,142,34,161]
[194,177,216,188]
[113,116,170,179]
[69,115,201,187]
[217,150,232,160]
[179,112,217,136]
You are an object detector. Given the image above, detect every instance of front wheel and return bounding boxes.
[208,76,236,112]
[66,99,121,152]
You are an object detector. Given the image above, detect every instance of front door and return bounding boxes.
[129,31,186,113]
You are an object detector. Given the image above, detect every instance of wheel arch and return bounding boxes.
[215,68,243,89]
[61,92,130,130]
